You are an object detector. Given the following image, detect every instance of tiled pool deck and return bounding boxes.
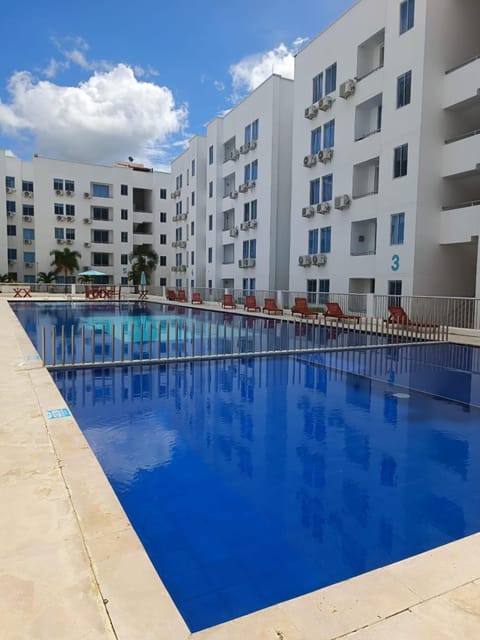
[2,296,480,639]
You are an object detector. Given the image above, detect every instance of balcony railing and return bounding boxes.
[355,128,381,142]
[356,63,384,82]
[445,54,480,75]
[352,190,378,200]
[442,199,480,211]
[445,129,480,145]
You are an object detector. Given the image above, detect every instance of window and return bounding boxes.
[92,253,110,267]
[312,72,323,103]
[23,204,34,216]
[400,0,415,34]
[250,200,257,220]
[322,174,333,202]
[252,119,259,140]
[191,191,195,206]
[160,234,167,245]
[65,180,75,192]
[307,279,317,304]
[320,227,331,253]
[65,228,75,241]
[187,169,190,186]
[209,145,214,165]
[159,255,167,266]
[309,179,320,205]
[160,277,167,287]
[311,127,322,154]
[121,184,128,195]
[323,119,335,149]
[54,203,64,216]
[92,207,110,220]
[175,253,182,267]
[121,232,128,242]
[160,211,167,223]
[7,248,17,260]
[24,251,35,263]
[160,188,167,199]
[53,178,63,190]
[93,230,110,243]
[208,280,212,289]
[92,183,110,198]
[209,214,213,231]
[325,63,337,95]
[308,229,319,255]
[65,204,75,216]
[388,280,402,307]
[22,181,34,193]
[121,209,128,220]
[393,144,408,178]
[5,176,15,189]
[244,164,251,183]
[175,174,183,190]
[54,227,64,240]
[191,251,195,265]
[191,221,195,235]
[397,71,412,108]
[251,160,258,180]
[318,279,330,304]
[391,212,405,245]
[209,181,213,198]
[6,200,16,213]
[191,159,195,177]
[175,227,182,241]
[175,201,183,216]
[245,124,251,145]
[23,228,35,240]
[243,239,257,259]
[121,254,128,265]
[208,247,213,263]
[7,225,16,236]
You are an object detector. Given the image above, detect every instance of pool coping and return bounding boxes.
[3,296,480,639]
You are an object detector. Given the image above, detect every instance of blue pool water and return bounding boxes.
[50,343,480,631]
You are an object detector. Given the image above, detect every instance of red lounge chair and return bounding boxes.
[387,306,438,327]
[177,289,187,302]
[324,302,360,323]
[291,297,318,318]
[166,289,177,301]
[244,295,260,312]
[222,294,237,309]
[191,292,203,304]
[262,298,283,315]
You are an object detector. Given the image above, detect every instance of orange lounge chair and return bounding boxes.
[291,297,318,318]
[324,302,360,323]
[222,294,237,309]
[387,305,438,327]
[262,298,283,315]
[177,289,187,302]
[191,292,203,304]
[166,289,177,301]
[244,295,260,312]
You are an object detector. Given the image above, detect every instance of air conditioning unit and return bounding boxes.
[316,202,331,214]
[248,219,257,229]
[312,254,327,265]
[24,239,33,244]
[302,206,315,218]
[66,216,74,221]
[334,194,351,210]
[229,150,240,161]
[57,215,64,221]
[23,191,33,198]
[83,218,92,224]
[319,148,334,163]
[303,154,317,168]
[240,222,249,231]
[178,241,187,248]
[246,258,256,267]
[229,227,239,237]
[339,79,356,99]
[170,192,176,199]
[23,215,32,222]
[66,190,73,196]
[181,213,188,220]
[66,239,73,245]
[83,192,91,199]
[7,212,15,217]
[55,189,64,196]
[230,190,238,199]
[171,241,178,248]
[304,104,318,119]
[171,266,178,272]
[6,187,15,194]
[178,265,187,272]
[57,238,65,244]
[239,183,249,193]
[248,180,256,189]
[240,144,249,154]
[84,242,91,248]
[318,95,333,111]
[238,258,248,268]
[298,255,312,266]
[249,140,257,150]
[25,263,33,268]
[8,260,14,266]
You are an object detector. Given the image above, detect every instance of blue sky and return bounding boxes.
[0,0,355,169]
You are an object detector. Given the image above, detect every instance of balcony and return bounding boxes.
[444,56,480,110]
[440,201,480,244]
[350,219,377,256]
[356,29,384,81]
[354,94,382,142]
[352,157,379,199]
[443,130,480,178]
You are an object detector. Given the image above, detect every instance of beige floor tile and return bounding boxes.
[340,608,453,640]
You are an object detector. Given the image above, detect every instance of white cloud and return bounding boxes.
[0,64,187,167]
[213,80,225,92]
[229,38,307,101]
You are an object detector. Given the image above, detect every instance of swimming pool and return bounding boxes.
[50,343,480,631]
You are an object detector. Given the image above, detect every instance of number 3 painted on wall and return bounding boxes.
[391,255,400,272]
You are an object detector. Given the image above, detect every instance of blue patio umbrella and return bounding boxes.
[140,271,147,289]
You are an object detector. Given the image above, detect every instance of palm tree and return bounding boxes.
[50,248,81,291]
[37,271,57,283]
[128,244,159,286]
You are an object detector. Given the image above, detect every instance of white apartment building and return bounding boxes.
[204,74,293,293]
[0,151,171,286]
[169,135,207,291]
[289,0,480,303]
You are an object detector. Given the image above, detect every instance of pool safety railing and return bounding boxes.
[42,315,448,370]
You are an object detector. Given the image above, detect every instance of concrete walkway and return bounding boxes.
[2,296,480,639]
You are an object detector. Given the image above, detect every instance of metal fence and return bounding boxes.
[42,315,448,370]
